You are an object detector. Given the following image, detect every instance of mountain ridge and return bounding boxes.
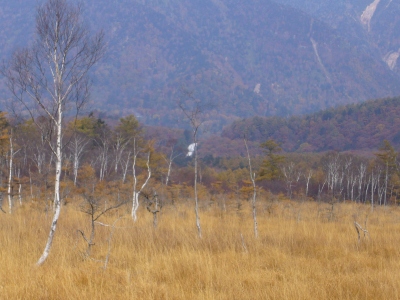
[217,96,400,154]
[0,0,400,130]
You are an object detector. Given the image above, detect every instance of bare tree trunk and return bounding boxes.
[146,189,161,228]
[364,176,370,204]
[344,157,353,201]
[15,168,22,205]
[28,166,33,200]
[163,148,180,187]
[8,130,14,214]
[350,174,356,202]
[152,191,160,228]
[121,151,131,183]
[378,176,384,205]
[131,144,151,221]
[33,146,46,175]
[305,169,313,198]
[384,162,388,206]
[7,129,21,212]
[244,138,258,238]
[98,138,109,181]
[357,163,366,203]
[0,0,106,266]
[131,141,139,221]
[165,153,173,187]
[18,178,22,205]
[37,109,62,266]
[69,135,89,186]
[113,135,130,176]
[0,159,5,213]
[178,92,206,238]
[194,139,201,238]
[317,180,326,202]
[370,171,375,211]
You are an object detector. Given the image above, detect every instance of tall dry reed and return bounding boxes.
[0,199,399,299]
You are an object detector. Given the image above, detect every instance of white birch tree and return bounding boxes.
[304,169,313,198]
[163,146,181,187]
[7,129,21,213]
[244,137,258,238]
[68,133,89,185]
[282,161,301,200]
[2,0,105,265]
[95,127,111,181]
[179,94,206,238]
[131,139,151,221]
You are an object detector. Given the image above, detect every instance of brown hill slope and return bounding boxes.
[1,0,400,130]
[217,97,400,154]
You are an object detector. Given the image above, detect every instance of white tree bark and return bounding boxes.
[244,138,258,238]
[193,136,201,238]
[28,166,34,200]
[357,163,367,203]
[370,167,381,211]
[120,150,131,183]
[7,129,21,213]
[305,169,313,198]
[96,130,110,181]
[2,0,104,265]
[282,162,301,199]
[344,157,353,200]
[384,161,389,206]
[8,131,14,214]
[179,97,204,238]
[68,135,89,186]
[163,147,181,187]
[131,148,151,221]
[113,134,129,175]
[37,106,63,265]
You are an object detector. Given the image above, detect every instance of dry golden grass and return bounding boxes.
[1,198,400,299]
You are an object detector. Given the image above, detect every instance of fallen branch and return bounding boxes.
[103,216,124,270]
[354,221,369,243]
[94,219,134,229]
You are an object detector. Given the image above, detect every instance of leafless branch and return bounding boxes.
[354,221,369,243]
[77,229,94,246]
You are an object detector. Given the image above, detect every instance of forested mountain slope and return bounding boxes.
[1,0,400,129]
[274,0,400,74]
[219,97,400,153]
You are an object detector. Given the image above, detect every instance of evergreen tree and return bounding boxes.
[258,139,285,180]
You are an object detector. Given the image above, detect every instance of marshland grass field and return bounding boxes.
[1,198,400,299]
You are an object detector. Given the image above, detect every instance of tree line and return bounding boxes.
[221,97,400,152]
[2,111,399,211]
[1,0,400,266]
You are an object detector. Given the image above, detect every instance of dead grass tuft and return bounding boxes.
[0,200,400,299]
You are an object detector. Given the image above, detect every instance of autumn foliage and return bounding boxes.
[0,97,399,298]
[221,97,400,152]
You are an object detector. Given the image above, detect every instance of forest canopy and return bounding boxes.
[221,97,400,152]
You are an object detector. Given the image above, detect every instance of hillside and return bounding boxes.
[218,97,400,153]
[274,0,400,73]
[1,0,400,129]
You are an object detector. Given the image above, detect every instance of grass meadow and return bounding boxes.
[1,198,400,299]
